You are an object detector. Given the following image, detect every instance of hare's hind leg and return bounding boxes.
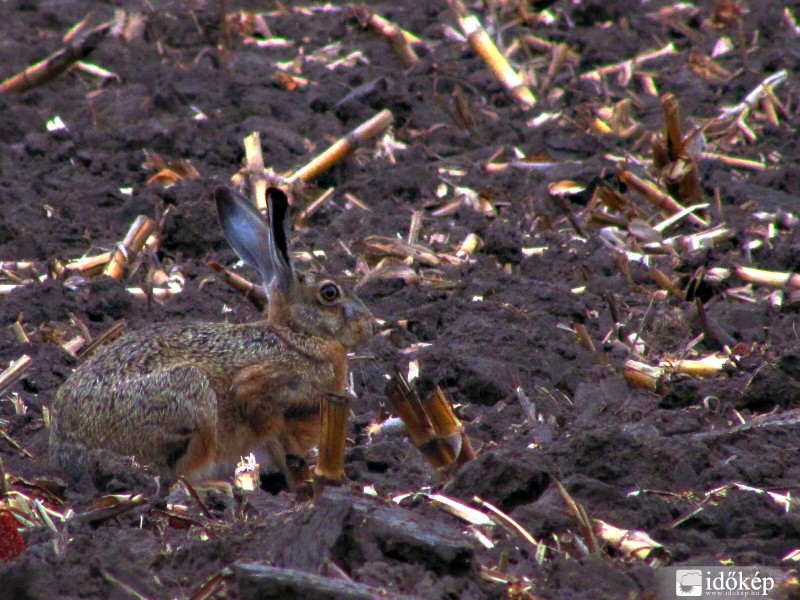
[118,364,219,483]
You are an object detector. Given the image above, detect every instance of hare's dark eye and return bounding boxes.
[319,282,340,303]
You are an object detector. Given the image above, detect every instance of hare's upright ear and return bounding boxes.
[214,185,295,301]
[264,187,295,295]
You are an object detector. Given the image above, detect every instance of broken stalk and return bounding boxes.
[313,393,351,493]
[288,110,394,183]
[104,215,158,279]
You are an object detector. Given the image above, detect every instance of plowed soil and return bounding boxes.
[1,1,800,598]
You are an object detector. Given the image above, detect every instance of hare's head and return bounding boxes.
[215,186,373,349]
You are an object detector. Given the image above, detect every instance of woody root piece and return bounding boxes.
[385,373,476,477]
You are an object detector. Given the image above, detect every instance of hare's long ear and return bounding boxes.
[214,185,280,295]
[265,187,295,295]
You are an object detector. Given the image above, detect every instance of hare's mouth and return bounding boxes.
[351,317,374,345]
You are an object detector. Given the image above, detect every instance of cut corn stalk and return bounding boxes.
[448,0,535,107]
[0,21,110,94]
[385,374,454,471]
[288,110,394,183]
[104,216,158,279]
[736,266,800,289]
[314,393,350,485]
[622,359,666,394]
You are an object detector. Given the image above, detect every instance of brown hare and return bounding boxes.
[49,186,373,490]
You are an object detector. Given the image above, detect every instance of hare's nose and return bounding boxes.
[361,315,374,339]
[346,304,374,340]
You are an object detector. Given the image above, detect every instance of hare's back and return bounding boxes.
[74,320,293,376]
[51,320,292,440]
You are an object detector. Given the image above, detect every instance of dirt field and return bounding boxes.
[1,1,800,598]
